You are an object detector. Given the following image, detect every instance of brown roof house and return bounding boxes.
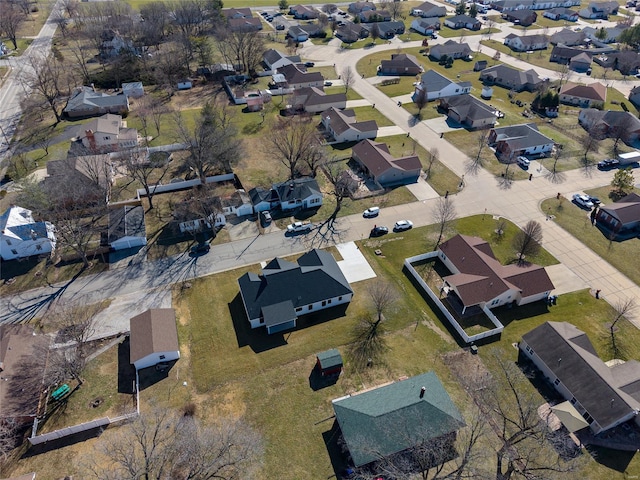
[321,107,378,143]
[277,63,324,90]
[502,9,537,26]
[479,64,544,92]
[595,192,640,239]
[352,139,421,187]
[129,309,180,370]
[559,81,606,108]
[438,234,554,314]
[228,17,263,32]
[289,4,319,19]
[438,95,497,130]
[289,87,347,114]
[379,53,423,76]
[0,325,50,425]
[520,322,640,434]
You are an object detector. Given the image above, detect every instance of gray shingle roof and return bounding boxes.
[491,122,554,151]
[443,94,496,122]
[108,205,146,243]
[274,177,321,203]
[64,87,128,114]
[333,371,465,467]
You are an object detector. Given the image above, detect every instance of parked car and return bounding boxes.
[588,196,601,206]
[517,156,530,169]
[287,221,312,233]
[370,225,389,237]
[363,206,380,218]
[305,61,315,67]
[573,193,594,209]
[324,80,333,86]
[260,211,272,226]
[276,24,285,30]
[431,33,438,39]
[266,16,274,21]
[394,220,413,231]
[597,158,620,170]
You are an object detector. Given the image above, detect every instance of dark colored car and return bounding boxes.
[190,242,210,254]
[370,226,389,237]
[305,61,315,67]
[260,211,272,226]
[597,158,620,170]
[589,196,601,206]
[276,24,285,30]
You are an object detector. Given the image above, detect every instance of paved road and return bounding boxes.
[2,11,640,331]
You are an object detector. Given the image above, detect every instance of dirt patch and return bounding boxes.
[442,350,493,392]
[169,85,222,111]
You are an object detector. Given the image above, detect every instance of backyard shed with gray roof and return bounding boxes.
[332,371,465,467]
[129,308,180,370]
[238,249,353,334]
[316,349,343,376]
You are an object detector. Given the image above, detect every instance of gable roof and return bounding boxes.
[108,205,146,243]
[413,17,441,29]
[443,94,496,122]
[333,371,465,467]
[129,309,180,364]
[238,249,353,321]
[321,107,378,136]
[414,1,446,14]
[523,322,640,431]
[505,9,537,20]
[560,81,606,102]
[263,49,301,68]
[598,192,640,225]
[0,206,50,242]
[430,40,472,57]
[551,28,586,45]
[228,17,262,31]
[480,64,543,88]
[570,52,592,64]
[352,139,422,177]
[419,69,470,93]
[278,63,324,86]
[491,122,555,149]
[221,7,252,17]
[380,53,422,71]
[507,33,548,46]
[581,109,640,133]
[63,86,128,114]
[439,234,554,306]
[317,348,343,369]
[274,176,321,203]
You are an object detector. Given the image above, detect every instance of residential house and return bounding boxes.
[79,114,138,152]
[274,177,323,211]
[504,33,549,51]
[238,249,353,334]
[491,0,535,11]
[108,205,147,251]
[520,321,640,434]
[502,9,537,26]
[379,53,423,76]
[369,21,405,38]
[474,60,488,71]
[277,63,324,89]
[579,1,619,18]
[335,22,370,43]
[560,82,606,107]
[579,109,640,144]
[348,1,376,14]
[0,325,50,425]
[289,87,347,113]
[321,107,379,143]
[438,94,497,129]
[352,139,422,187]
[479,64,544,92]
[220,190,253,217]
[583,25,628,44]
[411,17,441,36]
[248,187,280,212]
[288,25,312,42]
[629,85,640,109]
[333,371,465,468]
[429,40,472,60]
[228,17,263,32]
[289,4,319,19]
[550,28,586,46]
[121,82,144,99]
[569,52,593,72]
[359,9,391,22]
[0,206,56,261]
[411,1,447,17]
[593,51,640,75]
[438,234,554,313]
[221,7,252,18]
[595,192,640,238]
[99,29,135,58]
[263,49,301,71]
[488,123,555,158]
[543,7,579,20]
[129,309,180,370]
[444,14,482,30]
[550,45,589,64]
[45,155,113,203]
[64,86,129,118]
[412,69,471,101]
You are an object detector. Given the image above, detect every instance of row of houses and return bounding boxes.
[489,0,618,20]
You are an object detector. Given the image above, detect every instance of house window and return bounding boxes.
[11,249,17,255]
[328,299,332,304]
[338,296,342,301]
[159,355,166,360]
[570,397,576,405]
[308,305,313,311]
[295,307,302,312]
[104,136,110,140]
[322,300,327,306]
[5,239,11,245]
[554,378,560,386]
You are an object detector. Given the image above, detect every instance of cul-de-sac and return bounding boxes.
[1,0,640,477]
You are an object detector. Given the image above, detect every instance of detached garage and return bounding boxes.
[129,308,180,370]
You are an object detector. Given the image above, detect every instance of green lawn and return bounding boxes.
[351,105,394,126]
[325,86,363,100]
[541,186,640,286]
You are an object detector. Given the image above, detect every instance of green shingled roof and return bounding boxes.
[332,371,465,467]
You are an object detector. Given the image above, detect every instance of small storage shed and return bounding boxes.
[315,349,343,377]
[129,308,180,370]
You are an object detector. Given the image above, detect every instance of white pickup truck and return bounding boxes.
[287,221,312,233]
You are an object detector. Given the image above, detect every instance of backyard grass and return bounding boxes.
[350,105,394,126]
[307,65,337,79]
[325,86,363,100]
[541,186,640,286]
[377,76,419,97]
[403,102,446,120]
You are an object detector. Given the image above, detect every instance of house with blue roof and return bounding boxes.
[0,206,56,261]
[332,371,465,468]
[238,249,353,334]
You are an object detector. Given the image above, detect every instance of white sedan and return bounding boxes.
[394,220,413,231]
[572,193,594,209]
[363,207,380,218]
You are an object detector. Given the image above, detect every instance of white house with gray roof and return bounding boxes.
[411,17,441,35]
[410,1,447,17]
[429,40,472,60]
[488,123,555,158]
[238,249,353,334]
[412,69,471,102]
[0,206,56,261]
[321,107,378,143]
[479,64,544,92]
[504,33,549,52]
[108,205,147,251]
[263,49,301,71]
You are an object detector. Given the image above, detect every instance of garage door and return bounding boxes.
[267,320,296,335]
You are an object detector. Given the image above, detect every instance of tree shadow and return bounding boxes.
[22,425,107,457]
[586,446,636,472]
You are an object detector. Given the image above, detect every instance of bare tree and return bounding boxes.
[369,280,398,323]
[68,36,95,85]
[580,131,599,174]
[414,86,428,118]
[342,65,356,94]
[311,158,352,242]
[176,102,243,183]
[348,312,388,370]
[425,147,438,180]
[85,407,263,480]
[432,197,457,250]
[124,148,173,210]
[512,220,542,264]
[25,53,67,123]
[545,147,566,184]
[0,1,25,50]
[608,298,635,358]
[265,115,324,179]
[172,183,224,240]
[215,27,265,74]
[468,129,489,174]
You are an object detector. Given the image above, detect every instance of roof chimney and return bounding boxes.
[419,386,426,398]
